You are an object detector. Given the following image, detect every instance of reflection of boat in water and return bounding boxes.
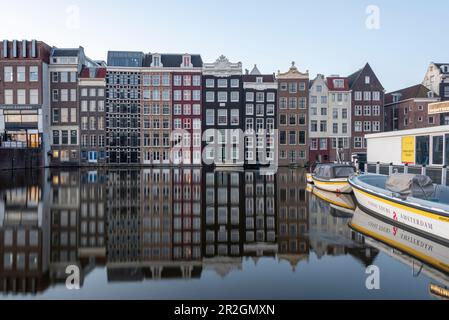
[350,207,449,288]
[312,164,354,194]
[350,174,449,243]
[306,173,314,184]
[312,187,356,217]
[306,183,314,193]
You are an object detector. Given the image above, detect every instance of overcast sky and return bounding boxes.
[1,0,448,91]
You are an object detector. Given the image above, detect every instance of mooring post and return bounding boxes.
[442,166,447,186]
[376,162,380,175]
[421,165,427,176]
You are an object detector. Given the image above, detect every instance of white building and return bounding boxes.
[327,76,352,162]
[309,74,329,163]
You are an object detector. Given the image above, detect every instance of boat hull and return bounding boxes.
[312,187,356,211]
[312,177,352,194]
[351,183,449,243]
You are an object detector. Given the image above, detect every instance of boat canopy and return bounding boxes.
[385,174,434,198]
[315,164,355,180]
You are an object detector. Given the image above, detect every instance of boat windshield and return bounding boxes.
[334,166,355,178]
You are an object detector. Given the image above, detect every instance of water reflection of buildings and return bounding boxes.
[203,169,244,277]
[276,168,310,270]
[308,188,379,266]
[0,167,399,296]
[0,171,50,294]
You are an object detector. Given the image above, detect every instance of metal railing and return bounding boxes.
[364,162,449,186]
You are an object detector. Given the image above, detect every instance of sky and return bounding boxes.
[1,0,448,92]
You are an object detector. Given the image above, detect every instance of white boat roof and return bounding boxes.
[365,125,449,140]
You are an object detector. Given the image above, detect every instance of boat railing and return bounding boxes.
[363,162,449,186]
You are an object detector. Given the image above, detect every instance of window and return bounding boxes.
[342,123,348,134]
[231,91,239,102]
[320,121,327,132]
[342,108,348,119]
[231,109,239,125]
[71,130,77,145]
[416,136,429,165]
[246,92,254,102]
[365,76,370,84]
[289,82,297,93]
[30,89,39,104]
[299,98,307,109]
[53,131,59,145]
[246,104,254,115]
[183,75,191,86]
[17,66,25,82]
[183,90,191,101]
[27,66,37,82]
[60,89,68,102]
[364,121,371,132]
[52,72,59,83]
[218,92,228,102]
[206,91,215,102]
[206,79,214,88]
[280,82,288,91]
[183,104,191,115]
[320,138,327,150]
[354,91,362,101]
[4,66,13,82]
[267,92,275,102]
[70,72,77,83]
[289,131,296,145]
[364,91,371,101]
[70,89,77,102]
[206,110,215,125]
[218,110,227,125]
[53,109,60,123]
[52,89,59,102]
[61,130,69,145]
[231,79,239,88]
[355,121,362,132]
[354,137,363,149]
[17,89,26,104]
[372,91,380,101]
[267,104,275,116]
[333,123,338,134]
[310,139,318,150]
[298,131,306,145]
[279,97,287,109]
[355,105,362,116]
[61,108,68,123]
[256,104,265,116]
[373,121,381,132]
[218,79,228,88]
[193,75,201,86]
[173,90,182,101]
[432,136,444,165]
[364,105,371,116]
[289,98,297,109]
[192,90,201,101]
[256,92,264,102]
[373,105,380,116]
[60,72,68,83]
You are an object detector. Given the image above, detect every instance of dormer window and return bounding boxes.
[152,55,161,67]
[256,77,263,84]
[334,79,344,89]
[182,55,191,68]
[392,94,401,103]
[365,76,370,84]
[428,91,434,98]
[89,68,96,78]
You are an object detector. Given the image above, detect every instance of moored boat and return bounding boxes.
[311,163,355,194]
[349,173,449,243]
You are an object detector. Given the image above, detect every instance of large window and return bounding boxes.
[416,135,429,165]
[432,135,444,165]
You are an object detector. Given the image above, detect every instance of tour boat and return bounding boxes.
[312,187,356,216]
[350,207,449,277]
[311,163,355,194]
[349,174,449,243]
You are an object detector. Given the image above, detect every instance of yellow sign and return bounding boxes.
[402,136,415,164]
[428,101,449,115]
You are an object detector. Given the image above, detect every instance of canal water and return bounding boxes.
[0,168,448,300]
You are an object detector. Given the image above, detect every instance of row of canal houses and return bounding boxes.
[0,39,448,168]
